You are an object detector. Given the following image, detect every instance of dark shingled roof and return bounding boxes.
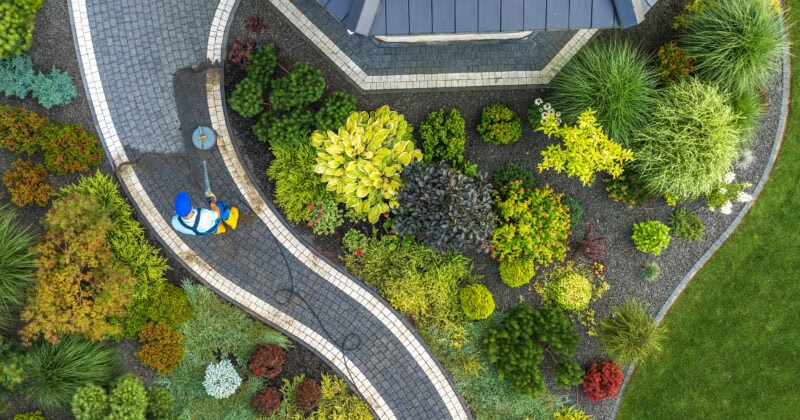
[319,0,657,36]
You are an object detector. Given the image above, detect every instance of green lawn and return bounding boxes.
[617,4,800,419]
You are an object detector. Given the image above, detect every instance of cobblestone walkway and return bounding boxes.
[68,0,469,418]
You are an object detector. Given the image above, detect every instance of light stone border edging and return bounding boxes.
[207,1,470,418]
[68,0,392,418]
[609,20,792,420]
[267,0,596,90]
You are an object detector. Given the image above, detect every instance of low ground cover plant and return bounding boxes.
[633,78,740,201]
[550,40,658,147]
[476,104,522,145]
[604,169,654,208]
[538,108,634,186]
[598,299,665,365]
[227,39,255,71]
[305,199,343,235]
[311,106,422,224]
[394,161,497,252]
[0,53,78,108]
[632,221,671,256]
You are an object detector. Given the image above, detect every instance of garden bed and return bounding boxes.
[223,0,785,417]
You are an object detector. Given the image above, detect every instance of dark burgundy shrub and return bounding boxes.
[227,39,255,71]
[248,343,286,378]
[252,387,281,415]
[244,15,265,35]
[295,378,321,412]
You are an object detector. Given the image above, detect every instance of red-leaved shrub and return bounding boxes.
[295,378,321,412]
[248,343,285,378]
[582,360,624,402]
[252,387,280,415]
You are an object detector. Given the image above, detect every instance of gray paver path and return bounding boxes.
[67,0,469,418]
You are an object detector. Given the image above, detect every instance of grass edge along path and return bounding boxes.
[616,4,800,419]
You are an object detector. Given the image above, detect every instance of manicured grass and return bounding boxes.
[618,5,800,418]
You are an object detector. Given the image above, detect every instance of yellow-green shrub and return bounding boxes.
[498,259,536,288]
[537,109,634,186]
[459,284,495,320]
[311,106,422,223]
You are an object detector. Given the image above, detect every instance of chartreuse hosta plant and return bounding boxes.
[537,109,634,186]
[311,106,422,224]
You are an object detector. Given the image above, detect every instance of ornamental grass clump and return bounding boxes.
[311,106,422,224]
[681,0,785,96]
[550,40,658,148]
[642,262,661,282]
[459,284,495,320]
[476,104,522,145]
[632,221,671,256]
[598,299,666,365]
[0,206,35,329]
[394,161,497,252]
[633,78,740,201]
[491,181,571,268]
[537,109,634,186]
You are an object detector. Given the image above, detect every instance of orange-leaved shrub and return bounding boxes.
[135,322,184,375]
[3,159,53,207]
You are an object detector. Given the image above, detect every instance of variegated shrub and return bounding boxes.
[311,105,422,224]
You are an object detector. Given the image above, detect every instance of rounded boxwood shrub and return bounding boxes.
[419,108,466,161]
[394,161,497,252]
[681,0,784,96]
[492,162,534,190]
[554,358,585,389]
[269,62,325,111]
[498,259,535,288]
[550,40,658,147]
[632,221,671,256]
[668,207,705,242]
[228,77,263,118]
[108,374,147,419]
[71,384,108,420]
[247,43,277,83]
[459,284,495,320]
[598,299,665,365]
[146,387,174,419]
[476,104,522,145]
[633,78,740,201]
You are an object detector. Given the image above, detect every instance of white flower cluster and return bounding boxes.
[203,359,242,399]
[708,171,754,215]
[533,97,561,123]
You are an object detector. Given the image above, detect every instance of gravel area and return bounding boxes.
[225,0,785,418]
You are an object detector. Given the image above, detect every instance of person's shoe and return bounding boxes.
[214,222,226,234]
[225,206,239,230]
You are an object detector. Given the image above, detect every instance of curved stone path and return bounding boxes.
[67,0,468,418]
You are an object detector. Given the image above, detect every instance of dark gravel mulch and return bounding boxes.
[224,0,784,418]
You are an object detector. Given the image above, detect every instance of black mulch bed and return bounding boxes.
[224,0,784,418]
[0,0,332,418]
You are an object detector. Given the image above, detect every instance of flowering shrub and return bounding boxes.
[632,221,671,256]
[706,171,753,213]
[498,259,536,288]
[135,322,184,375]
[342,229,368,257]
[459,284,495,320]
[476,104,522,145]
[311,106,422,223]
[39,123,103,175]
[657,41,696,86]
[248,343,286,378]
[203,359,242,399]
[252,387,280,415]
[306,199,344,235]
[492,181,571,266]
[537,109,634,186]
[582,360,624,402]
[3,159,53,207]
[528,97,561,130]
[0,105,48,154]
[295,378,321,412]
